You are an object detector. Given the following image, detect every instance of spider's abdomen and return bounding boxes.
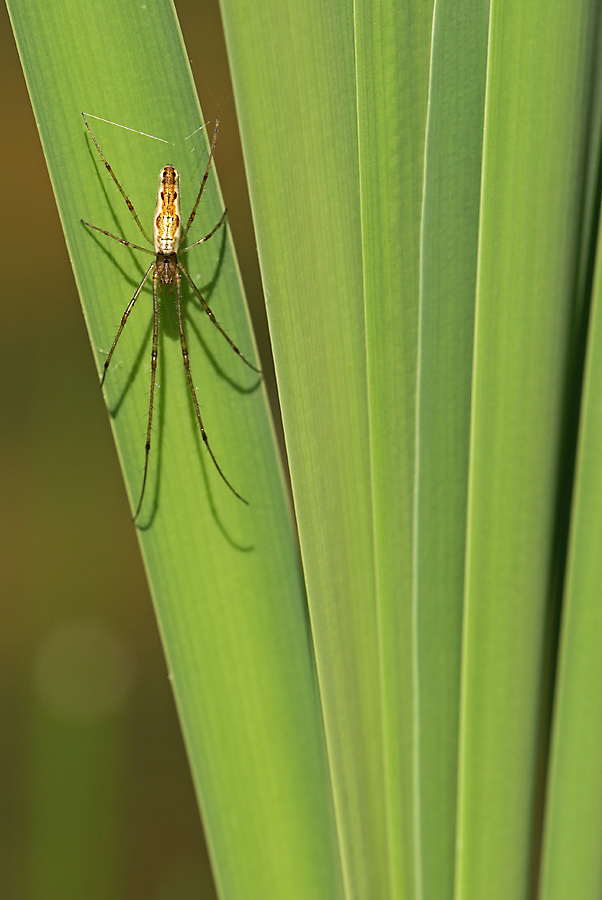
[154,166,181,255]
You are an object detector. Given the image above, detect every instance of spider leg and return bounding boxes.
[101,263,155,387]
[175,270,248,504]
[181,117,220,241]
[180,208,227,253]
[178,263,261,374]
[133,269,160,521]
[82,112,154,246]
[82,220,154,255]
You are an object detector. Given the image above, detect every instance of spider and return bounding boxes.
[81,113,259,520]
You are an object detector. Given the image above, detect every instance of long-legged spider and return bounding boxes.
[81,113,259,520]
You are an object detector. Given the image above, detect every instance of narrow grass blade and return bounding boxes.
[456,3,601,897]
[7,1,343,897]
[538,194,602,900]
[415,1,489,897]
[354,0,433,897]
[218,0,389,895]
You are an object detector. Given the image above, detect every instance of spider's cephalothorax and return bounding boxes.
[156,253,178,285]
[81,114,261,520]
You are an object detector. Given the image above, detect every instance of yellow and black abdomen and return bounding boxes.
[153,165,182,254]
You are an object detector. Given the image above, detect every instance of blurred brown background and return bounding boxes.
[0,2,270,897]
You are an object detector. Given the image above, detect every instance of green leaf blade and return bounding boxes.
[219,0,390,895]
[7,1,343,897]
[539,198,602,900]
[415,1,489,897]
[456,3,601,897]
[354,0,433,897]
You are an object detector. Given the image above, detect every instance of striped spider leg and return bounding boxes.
[81,113,260,520]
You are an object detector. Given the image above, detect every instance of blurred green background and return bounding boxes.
[0,2,270,897]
